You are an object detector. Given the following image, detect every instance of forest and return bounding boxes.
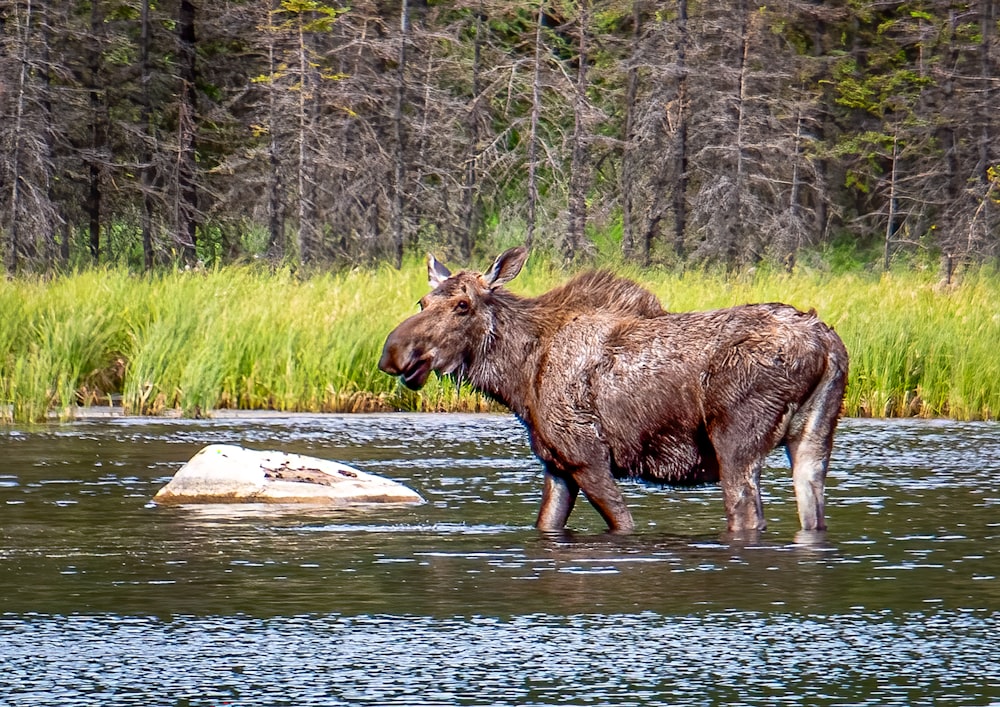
[1,0,998,275]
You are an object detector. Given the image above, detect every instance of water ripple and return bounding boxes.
[2,415,1000,705]
[1,610,997,706]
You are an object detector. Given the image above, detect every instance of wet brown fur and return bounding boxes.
[380,247,849,534]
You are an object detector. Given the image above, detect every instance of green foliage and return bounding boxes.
[0,270,133,422]
[5,258,1000,423]
[832,56,932,117]
[273,0,345,33]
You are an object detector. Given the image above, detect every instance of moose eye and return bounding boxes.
[454,299,470,315]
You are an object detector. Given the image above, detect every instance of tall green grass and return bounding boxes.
[2,258,1000,423]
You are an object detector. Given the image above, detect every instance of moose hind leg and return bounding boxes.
[786,401,840,531]
[786,353,846,531]
[786,437,829,531]
[719,460,766,532]
[710,422,769,532]
[786,404,838,531]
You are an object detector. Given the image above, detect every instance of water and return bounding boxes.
[1,414,998,706]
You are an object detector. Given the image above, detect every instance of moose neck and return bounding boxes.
[458,270,663,418]
[464,290,551,419]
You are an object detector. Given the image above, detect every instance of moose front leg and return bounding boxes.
[573,466,635,534]
[532,422,632,532]
[535,469,580,531]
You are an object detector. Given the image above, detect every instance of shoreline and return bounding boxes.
[29,405,508,422]
[17,405,993,425]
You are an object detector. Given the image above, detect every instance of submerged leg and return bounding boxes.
[573,466,634,534]
[719,460,766,532]
[785,342,847,530]
[536,471,580,531]
[711,421,768,532]
[785,351,845,531]
[786,436,831,531]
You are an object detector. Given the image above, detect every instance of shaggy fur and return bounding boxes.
[380,247,848,534]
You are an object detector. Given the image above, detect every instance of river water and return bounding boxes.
[1,414,998,706]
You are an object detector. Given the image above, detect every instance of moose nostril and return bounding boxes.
[379,337,424,375]
[378,341,401,374]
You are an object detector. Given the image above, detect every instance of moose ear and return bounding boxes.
[482,246,528,289]
[427,254,452,290]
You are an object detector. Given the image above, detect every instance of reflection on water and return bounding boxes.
[1,414,998,705]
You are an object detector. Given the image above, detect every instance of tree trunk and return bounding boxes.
[88,0,105,264]
[265,0,284,260]
[460,0,484,262]
[671,0,689,260]
[177,0,199,265]
[883,133,899,271]
[296,9,312,264]
[728,0,751,265]
[6,0,31,274]
[971,0,997,257]
[620,0,642,261]
[391,0,409,268]
[789,109,803,217]
[39,2,57,268]
[60,221,70,264]
[525,1,544,251]
[140,0,154,271]
[978,0,995,186]
[565,0,590,260]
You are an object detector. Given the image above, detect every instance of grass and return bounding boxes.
[2,257,1000,423]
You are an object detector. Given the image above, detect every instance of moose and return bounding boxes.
[379,247,848,534]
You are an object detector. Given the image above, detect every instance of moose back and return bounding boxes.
[379,247,849,534]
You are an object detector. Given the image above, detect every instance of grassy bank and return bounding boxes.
[2,258,1000,423]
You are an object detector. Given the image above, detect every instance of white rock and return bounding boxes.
[153,444,424,506]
